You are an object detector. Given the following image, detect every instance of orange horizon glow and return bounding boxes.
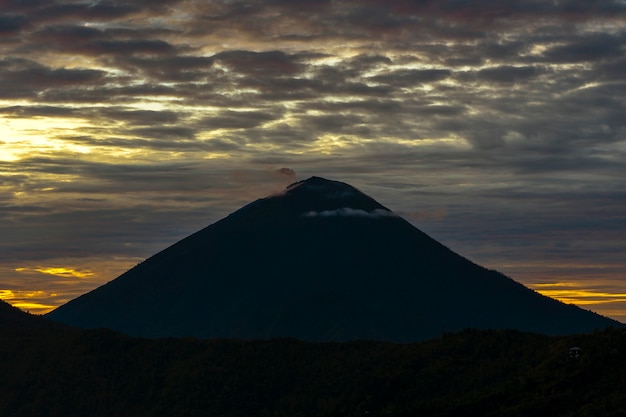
[2,277,625,322]
[0,290,59,315]
[532,286,626,306]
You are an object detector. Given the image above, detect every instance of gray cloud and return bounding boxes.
[199,110,280,130]
[475,66,544,84]
[0,58,107,98]
[275,167,297,180]
[115,55,215,82]
[213,50,304,77]
[0,104,77,117]
[0,13,29,34]
[540,33,625,63]
[369,69,452,86]
[129,126,196,140]
[99,108,182,125]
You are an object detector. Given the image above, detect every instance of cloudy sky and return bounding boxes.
[1,0,625,322]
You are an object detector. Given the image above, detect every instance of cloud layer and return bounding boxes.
[0,0,624,320]
[303,208,397,218]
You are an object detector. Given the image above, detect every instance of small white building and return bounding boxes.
[568,346,581,360]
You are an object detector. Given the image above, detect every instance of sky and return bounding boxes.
[1,0,625,323]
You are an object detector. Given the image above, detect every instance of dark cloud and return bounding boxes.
[415,104,467,117]
[99,108,182,125]
[64,136,212,152]
[369,69,452,86]
[199,110,279,130]
[541,33,625,63]
[0,104,77,117]
[0,58,106,86]
[115,55,215,81]
[348,54,392,68]
[0,13,28,34]
[35,3,138,21]
[302,99,403,116]
[482,41,531,61]
[301,113,367,133]
[18,38,173,60]
[4,1,145,25]
[213,50,304,77]
[84,39,175,56]
[475,65,543,84]
[0,58,107,98]
[39,83,178,103]
[130,126,196,140]
[32,24,103,41]
[597,57,626,81]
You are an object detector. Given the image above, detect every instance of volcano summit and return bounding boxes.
[47,177,620,341]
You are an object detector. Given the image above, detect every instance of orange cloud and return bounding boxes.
[531,282,626,306]
[15,267,94,278]
[0,289,58,314]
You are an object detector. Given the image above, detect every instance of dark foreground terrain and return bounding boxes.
[1,306,625,417]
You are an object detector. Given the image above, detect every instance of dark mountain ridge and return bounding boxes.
[0,299,67,336]
[46,176,620,341]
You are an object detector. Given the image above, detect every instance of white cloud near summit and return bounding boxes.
[303,208,398,218]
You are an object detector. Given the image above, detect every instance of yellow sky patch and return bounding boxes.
[0,115,93,161]
[11,301,57,313]
[0,289,50,299]
[16,267,94,279]
[530,283,626,306]
[0,289,58,314]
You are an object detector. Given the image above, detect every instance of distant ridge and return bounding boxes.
[46,176,621,341]
[0,299,66,336]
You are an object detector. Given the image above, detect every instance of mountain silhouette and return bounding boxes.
[46,176,620,341]
[0,299,66,336]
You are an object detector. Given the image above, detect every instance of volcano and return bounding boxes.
[46,177,619,341]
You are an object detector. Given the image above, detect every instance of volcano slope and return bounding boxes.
[46,177,620,341]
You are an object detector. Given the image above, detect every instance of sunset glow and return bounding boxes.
[0,0,624,322]
[0,290,58,314]
[16,267,94,279]
[531,282,626,305]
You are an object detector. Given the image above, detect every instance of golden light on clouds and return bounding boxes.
[16,267,94,279]
[1,114,92,161]
[3,257,142,314]
[0,148,20,163]
[0,290,58,314]
[531,283,626,306]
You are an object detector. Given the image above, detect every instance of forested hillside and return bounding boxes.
[1,325,625,416]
